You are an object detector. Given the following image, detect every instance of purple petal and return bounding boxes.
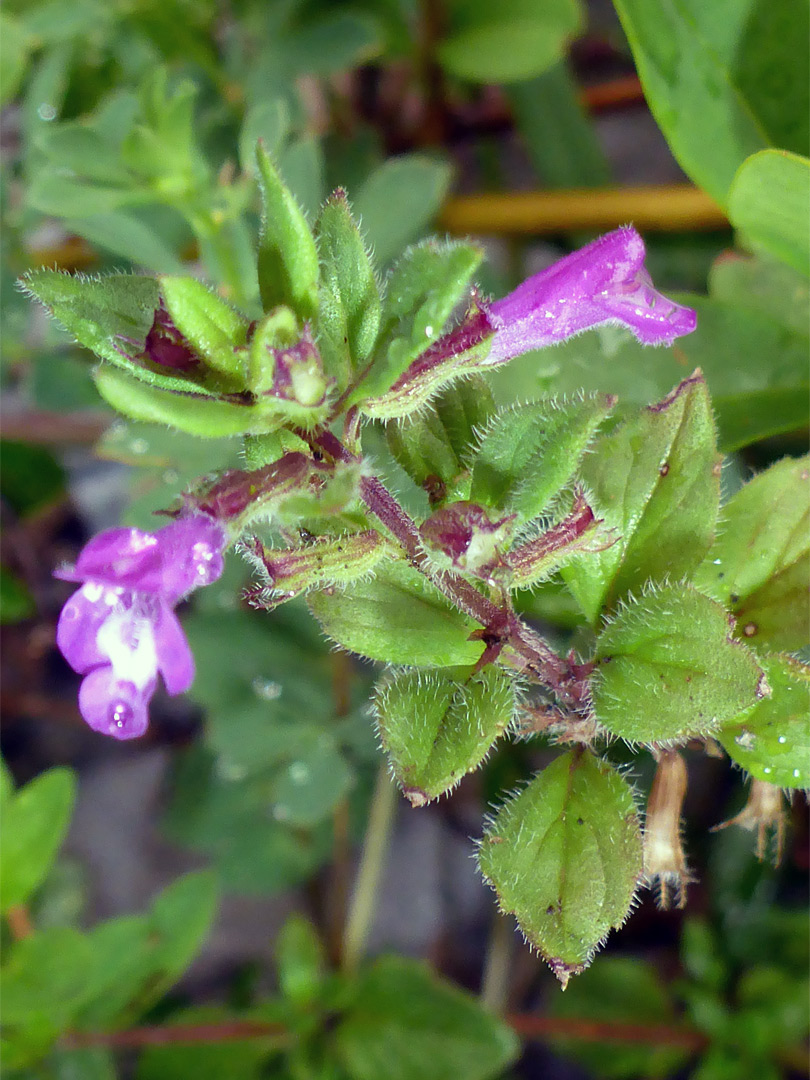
[487,227,697,363]
[56,583,130,674]
[153,604,195,695]
[56,527,165,593]
[78,667,153,739]
[153,515,226,602]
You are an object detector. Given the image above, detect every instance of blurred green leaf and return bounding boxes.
[0,441,66,516]
[136,1006,274,1080]
[614,0,810,204]
[0,12,32,105]
[285,11,382,76]
[0,768,76,914]
[728,150,810,275]
[0,567,35,624]
[276,915,325,1007]
[239,99,289,175]
[438,0,582,84]
[336,955,519,1080]
[709,255,810,336]
[64,212,184,272]
[352,156,453,267]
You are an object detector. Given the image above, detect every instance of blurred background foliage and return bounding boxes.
[1,0,808,1077]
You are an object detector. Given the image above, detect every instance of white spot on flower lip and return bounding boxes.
[96,609,158,690]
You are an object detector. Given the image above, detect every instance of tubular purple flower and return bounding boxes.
[487,227,697,363]
[55,515,226,740]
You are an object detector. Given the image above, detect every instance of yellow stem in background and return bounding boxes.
[439,184,728,235]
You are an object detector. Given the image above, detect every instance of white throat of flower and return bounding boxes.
[95,591,159,689]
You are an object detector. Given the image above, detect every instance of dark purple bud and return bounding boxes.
[188,452,311,522]
[505,494,601,587]
[142,303,199,371]
[420,502,515,578]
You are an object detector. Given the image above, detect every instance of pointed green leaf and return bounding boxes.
[0,768,76,913]
[255,143,320,320]
[349,239,482,406]
[21,269,159,366]
[591,584,768,743]
[315,190,381,387]
[146,871,218,999]
[376,667,515,804]
[695,454,809,652]
[387,376,496,501]
[479,751,642,980]
[728,150,810,276]
[562,374,720,622]
[93,365,274,437]
[718,654,810,789]
[336,955,519,1080]
[470,393,616,523]
[308,560,484,667]
[159,276,249,379]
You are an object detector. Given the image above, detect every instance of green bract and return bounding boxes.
[479,751,642,980]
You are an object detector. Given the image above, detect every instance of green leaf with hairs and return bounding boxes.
[718,654,810,789]
[308,561,484,667]
[479,751,642,983]
[376,667,515,805]
[591,584,768,743]
[695,454,809,652]
[562,374,720,622]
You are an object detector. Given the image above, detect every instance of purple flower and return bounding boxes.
[55,515,226,740]
[487,226,697,364]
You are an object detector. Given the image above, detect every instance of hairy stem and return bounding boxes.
[342,765,398,973]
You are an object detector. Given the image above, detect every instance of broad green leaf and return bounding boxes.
[26,170,139,217]
[336,955,519,1080]
[478,751,642,979]
[1,926,94,1025]
[73,916,154,1028]
[93,365,273,437]
[709,255,810,337]
[547,956,689,1079]
[285,11,382,76]
[470,393,615,523]
[1,441,65,516]
[308,560,484,667]
[591,584,768,743]
[728,150,810,276]
[276,915,325,1006]
[718,654,810,789]
[0,768,76,913]
[159,276,249,379]
[163,746,334,894]
[439,0,583,84]
[268,736,352,827]
[614,0,810,204]
[353,155,453,267]
[695,454,809,652]
[376,667,515,804]
[350,240,482,406]
[315,191,381,387]
[507,61,611,187]
[136,1006,274,1080]
[562,375,719,622]
[387,376,496,502]
[256,144,320,320]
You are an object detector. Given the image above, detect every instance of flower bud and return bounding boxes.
[419,502,515,579]
[248,309,333,421]
[186,452,311,528]
[505,493,600,588]
[244,530,386,607]
[643,750,693,909]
